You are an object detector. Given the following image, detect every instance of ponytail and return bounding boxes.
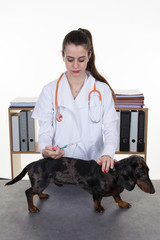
[62,28,116,104]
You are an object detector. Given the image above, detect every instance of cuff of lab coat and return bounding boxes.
[38,142,49,156]
[101,144,116,159]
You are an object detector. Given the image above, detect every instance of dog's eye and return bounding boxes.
[136,169,146,178]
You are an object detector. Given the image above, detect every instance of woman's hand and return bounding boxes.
[42,145,65,159]
[96,155,117,173]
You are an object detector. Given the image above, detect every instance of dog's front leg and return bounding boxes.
[92,191,104,213]
[113,194,131,208]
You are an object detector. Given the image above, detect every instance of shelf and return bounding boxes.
[8,106,148,179]
[116,151,145,155]
[12,142,40,154]
[9,107,35,111]
[116,106,148,111]
[12,151,40,154]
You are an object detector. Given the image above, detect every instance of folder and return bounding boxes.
[116,111,121,151]
[11,114,20,151]
[27,111,35,151]
[137,110,145,152]
[129,111,138,152]
[120,111,131,151]
[19,110,28,151]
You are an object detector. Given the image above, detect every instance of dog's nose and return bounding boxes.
[150,185,155,194]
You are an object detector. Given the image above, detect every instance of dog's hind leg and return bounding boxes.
[25,188,40,213]
[34,181,50,200]
[113,194,131,208]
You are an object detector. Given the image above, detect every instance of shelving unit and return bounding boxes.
[8,107,40,178]
[115,107,148,161]
[8,106,148,179]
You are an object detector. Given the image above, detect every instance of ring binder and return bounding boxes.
[137,111,145,152]
[130,111,138,152]
[27,111,35,151]
[19,111,28,151]
[120,111,131,151]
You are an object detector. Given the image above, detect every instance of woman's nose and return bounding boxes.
[73,60,79,68]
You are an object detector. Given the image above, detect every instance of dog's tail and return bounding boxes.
[5,162,34,186]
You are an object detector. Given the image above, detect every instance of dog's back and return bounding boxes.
[28,157,100,188]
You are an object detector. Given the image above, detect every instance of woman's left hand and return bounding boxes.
[96,155,117,173]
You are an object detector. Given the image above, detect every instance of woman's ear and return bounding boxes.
[62,51,65,61]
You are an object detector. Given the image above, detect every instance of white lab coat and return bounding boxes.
[32,72,119,160]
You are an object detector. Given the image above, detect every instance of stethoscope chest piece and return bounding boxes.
[56,113,63,122]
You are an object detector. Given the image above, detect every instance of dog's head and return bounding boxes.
[116,155,155,194]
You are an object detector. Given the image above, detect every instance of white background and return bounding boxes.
[0,0,160,179]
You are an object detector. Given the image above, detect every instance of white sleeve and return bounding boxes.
[38,120,54,154]
[101,87,119,158]
[32,84,55,154]
[32,85,54,121]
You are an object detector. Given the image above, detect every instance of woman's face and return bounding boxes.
[63,44,91,78]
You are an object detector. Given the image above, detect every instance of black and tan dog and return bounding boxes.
[6,155,155,213]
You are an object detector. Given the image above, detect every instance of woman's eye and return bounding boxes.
[67,59,73,62]
[66,57,86,63]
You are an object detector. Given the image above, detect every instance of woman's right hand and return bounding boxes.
[42,145,65,159]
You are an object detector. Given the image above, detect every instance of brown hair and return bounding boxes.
[62,28,116,103]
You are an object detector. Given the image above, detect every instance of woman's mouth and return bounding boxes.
[72,70,80,74]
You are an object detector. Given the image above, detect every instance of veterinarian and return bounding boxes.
[32,28,119,173]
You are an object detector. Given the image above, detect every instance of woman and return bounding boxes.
[32,28,118,173]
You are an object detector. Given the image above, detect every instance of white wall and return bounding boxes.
[0,0,160,179]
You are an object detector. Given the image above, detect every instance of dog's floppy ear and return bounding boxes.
[118,174,136,191]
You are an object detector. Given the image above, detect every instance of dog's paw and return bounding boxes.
[29,206,40,213]
[95,205,104,213]
[118,201,132,208]
[94,201,104,213]
[38,193,50,199]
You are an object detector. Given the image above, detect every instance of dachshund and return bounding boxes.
[5,155,155,213]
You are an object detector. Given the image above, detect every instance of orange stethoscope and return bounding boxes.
[55,73,102,122]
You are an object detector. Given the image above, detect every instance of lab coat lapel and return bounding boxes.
[57,73,82,134]
[75,74,96,108]
[57,73,75,112]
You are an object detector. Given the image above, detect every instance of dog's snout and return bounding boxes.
[137,180,155,194]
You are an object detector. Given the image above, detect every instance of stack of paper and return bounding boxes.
[10,97,38,107]
[114,89,144,108]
